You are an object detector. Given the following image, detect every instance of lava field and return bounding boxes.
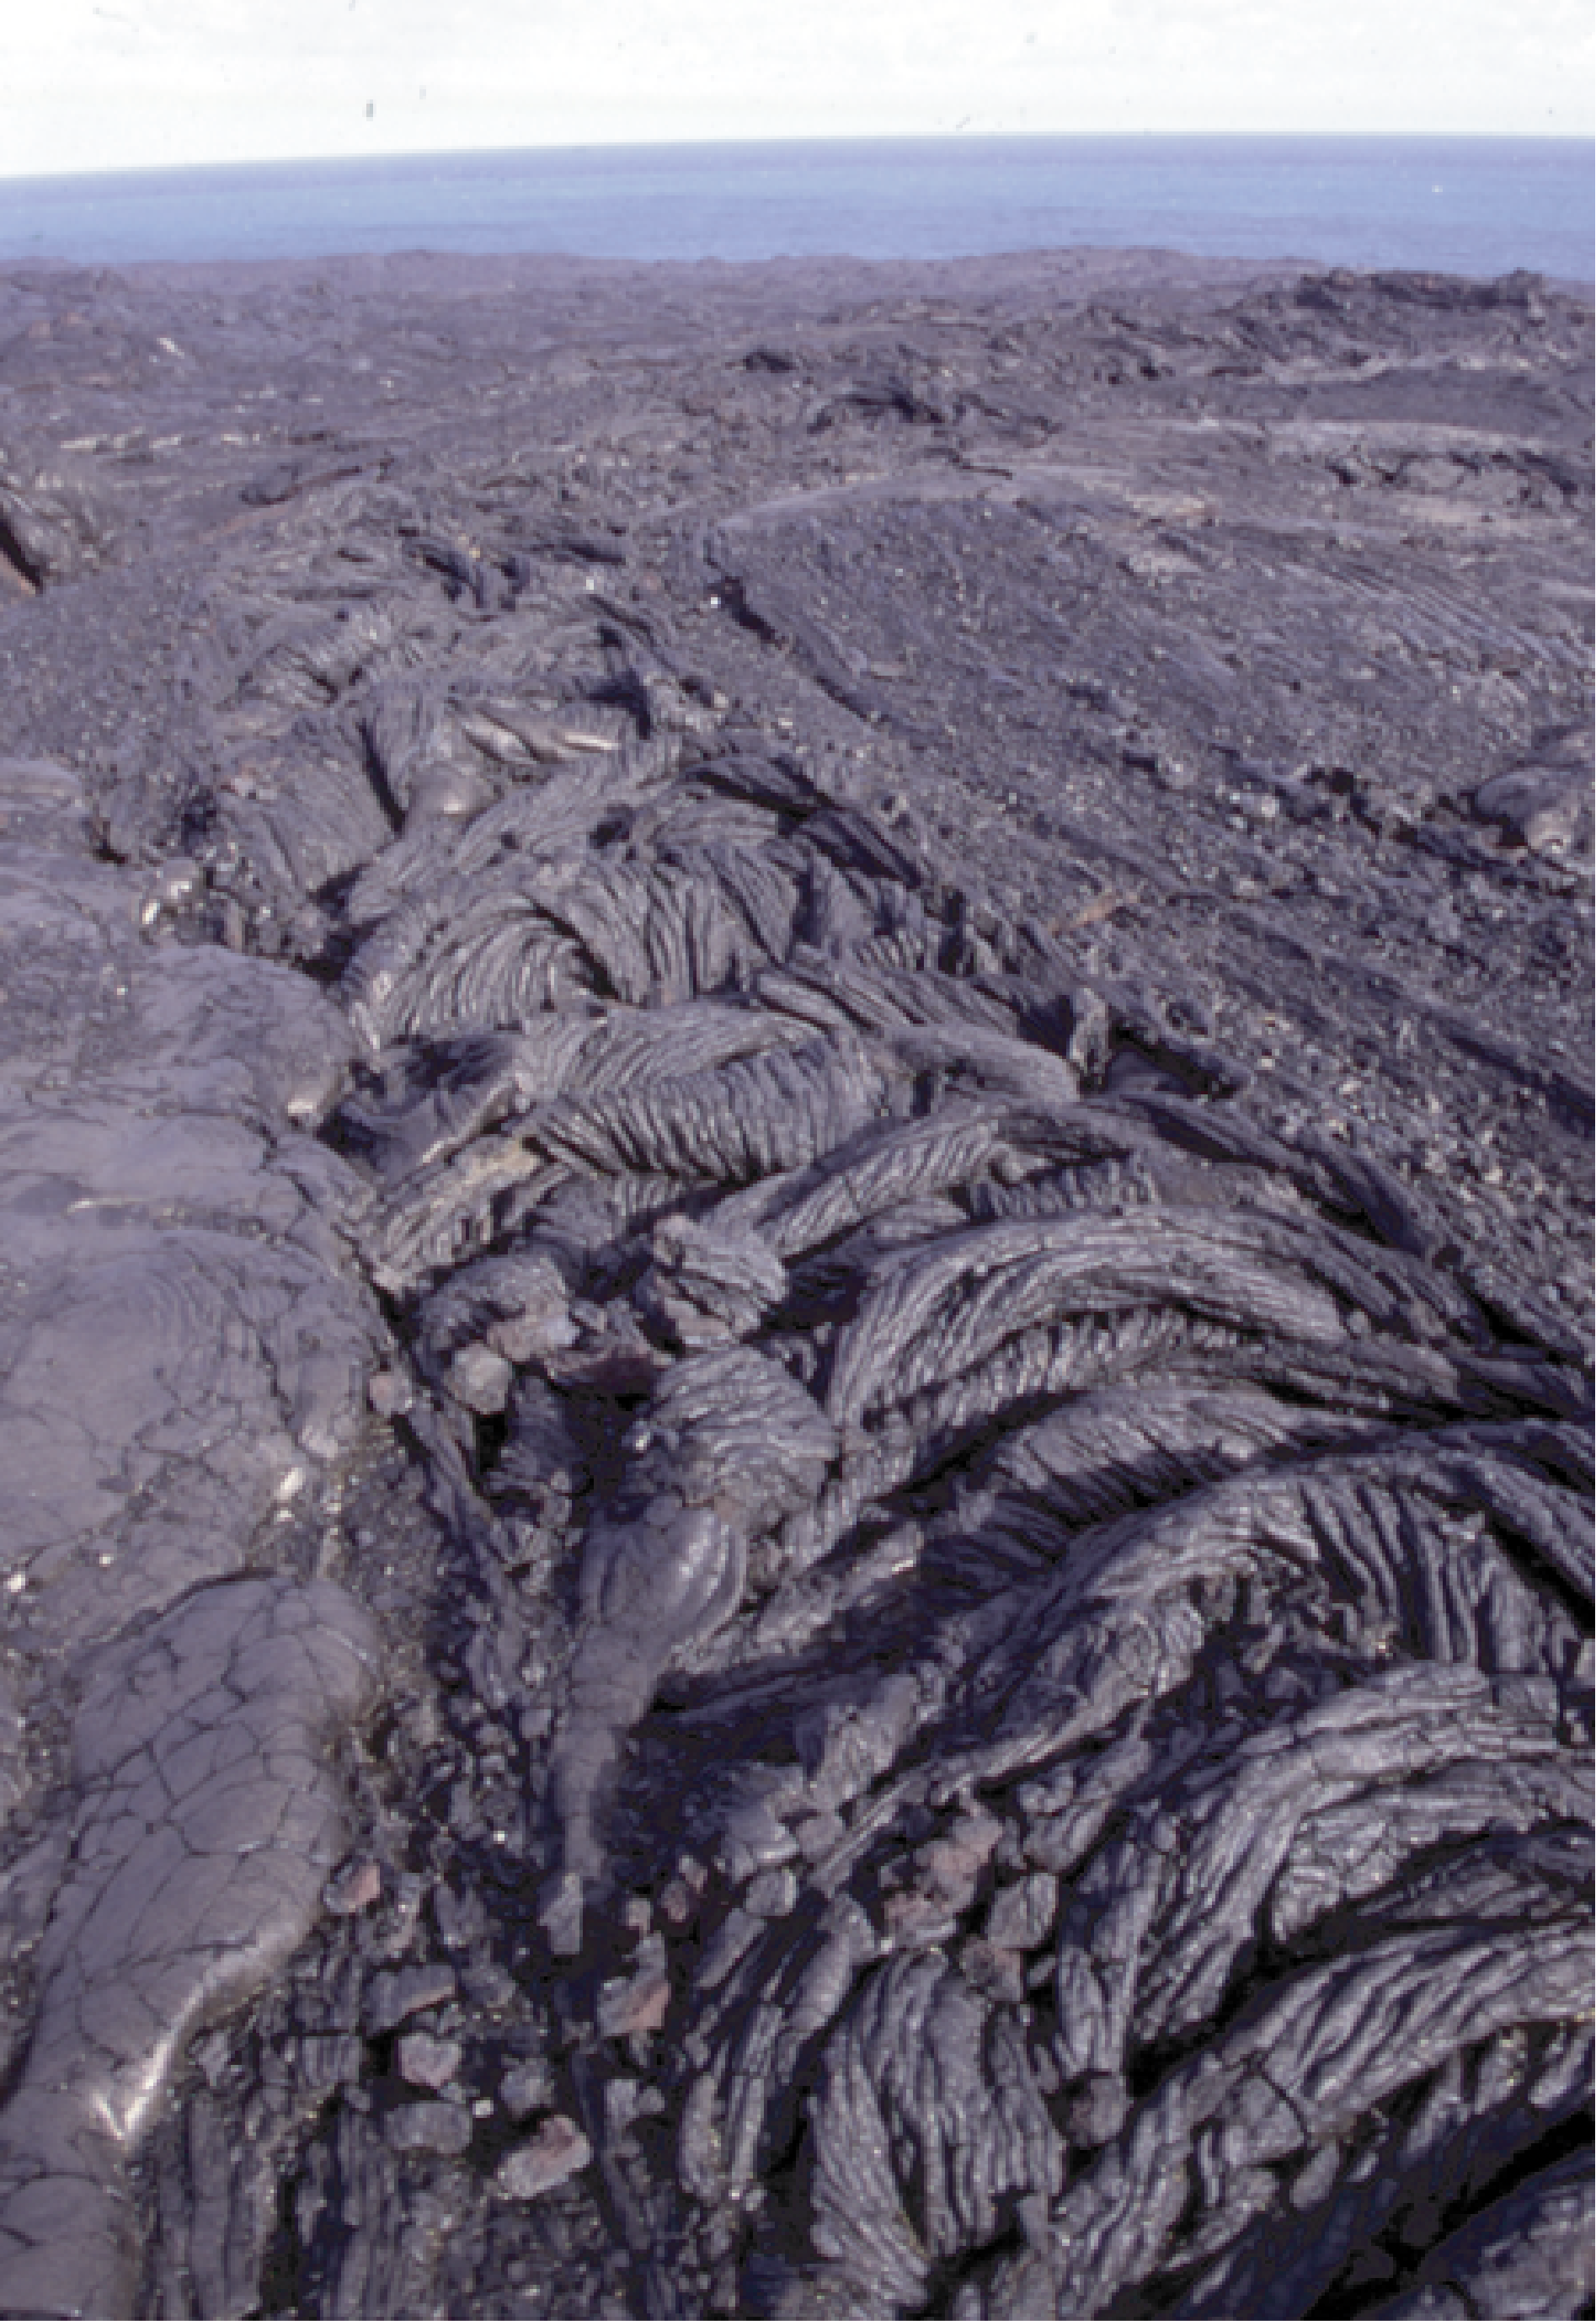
[0,244,1589,2318]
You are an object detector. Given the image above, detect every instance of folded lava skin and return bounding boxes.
[0,245,1588,2318]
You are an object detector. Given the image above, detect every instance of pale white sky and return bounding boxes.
[1,0,1590,179]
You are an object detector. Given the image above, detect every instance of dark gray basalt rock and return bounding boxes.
[0,246,1588,2317]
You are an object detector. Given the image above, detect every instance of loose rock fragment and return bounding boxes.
[495,2115,594,2201]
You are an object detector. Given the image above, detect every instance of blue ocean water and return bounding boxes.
[0,136,1589,283]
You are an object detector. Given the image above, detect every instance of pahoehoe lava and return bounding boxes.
[0,243,1589,2318]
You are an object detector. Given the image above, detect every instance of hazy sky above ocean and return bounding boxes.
[1,1,1591,181]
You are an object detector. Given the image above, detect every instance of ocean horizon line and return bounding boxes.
[4,127,1592,195]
